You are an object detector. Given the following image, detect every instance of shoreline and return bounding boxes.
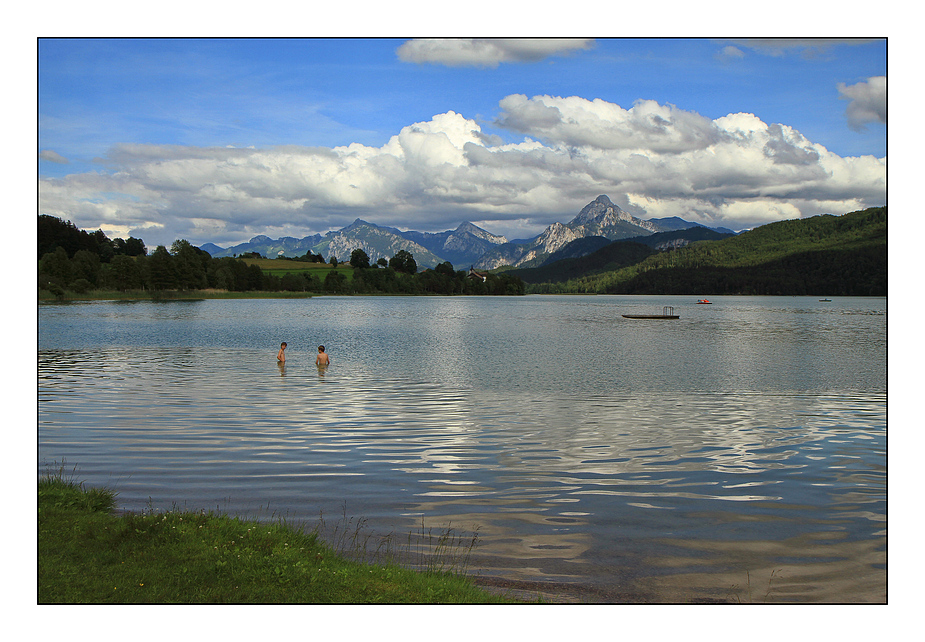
[38,476,521,604]
[38,289,315,302]
[38,290,888,304]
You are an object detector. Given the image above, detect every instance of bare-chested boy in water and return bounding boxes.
[277,342,287,362]
[315,345,330,366]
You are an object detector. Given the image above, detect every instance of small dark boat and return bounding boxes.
[622,306,680,320]
[819,298,832,302]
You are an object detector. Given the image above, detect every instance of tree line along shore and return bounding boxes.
[38,215,525,298]
[38,206,886,300]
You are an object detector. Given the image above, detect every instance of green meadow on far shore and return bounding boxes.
[37,467,521,604]
[240,257,356,280]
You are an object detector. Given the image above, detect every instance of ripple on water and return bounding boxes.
[39,296,886,602]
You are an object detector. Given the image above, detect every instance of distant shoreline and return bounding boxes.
[39,289,887,303]
[38,289,314,302]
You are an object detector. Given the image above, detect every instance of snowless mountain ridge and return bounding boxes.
[203,195,724,270]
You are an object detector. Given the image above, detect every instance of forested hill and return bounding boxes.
[522,206,886,296]
[509,226,733,285]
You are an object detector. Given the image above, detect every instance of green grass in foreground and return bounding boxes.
[38,469,516,604]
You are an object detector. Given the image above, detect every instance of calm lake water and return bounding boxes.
[38,295,886,602]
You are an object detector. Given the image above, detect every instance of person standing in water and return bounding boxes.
[277,342,287,362]
[315,345,330,366]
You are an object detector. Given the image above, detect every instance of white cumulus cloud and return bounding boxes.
[38,95,886,247]
[496,94,725,153]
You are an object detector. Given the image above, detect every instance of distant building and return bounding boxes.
[468,267,488,282]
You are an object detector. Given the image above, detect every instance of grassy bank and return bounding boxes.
[38,469,516,604]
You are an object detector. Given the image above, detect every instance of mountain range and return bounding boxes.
[513,205,886,296]
[200,195,733,270]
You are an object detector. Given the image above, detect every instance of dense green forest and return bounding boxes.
[520,206,886,296]
[38,206,884,299]
[509,241,657,284]
[37,215,524,297]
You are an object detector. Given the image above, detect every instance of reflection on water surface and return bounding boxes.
[39,295,886,602]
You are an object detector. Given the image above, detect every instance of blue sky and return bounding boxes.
[38,37,887,248]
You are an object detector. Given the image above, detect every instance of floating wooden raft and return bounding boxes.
[622,305,680,319]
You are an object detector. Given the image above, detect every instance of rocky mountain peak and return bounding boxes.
[572,194,629,226]
[342,218,371,233]
[534,222,582,255]
[474,195,666,269]
[454,221,508,244]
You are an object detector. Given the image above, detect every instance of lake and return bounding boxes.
[37,295,886,602]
